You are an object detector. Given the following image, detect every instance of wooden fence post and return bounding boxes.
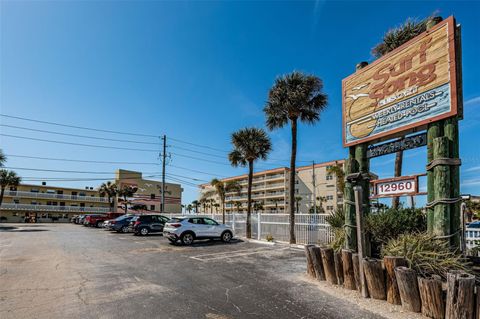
[309,246,326,281]
[446,272,475,319]
[363,258,386,300]
[418,275,445,319]
[334,251,344,286]
[384,256,407,305]
[304,244,315,277]
[342,249,356,290]
[320,247,338,285]
[395,266,421,312]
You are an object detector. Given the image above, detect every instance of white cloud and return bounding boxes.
[465,96,480,106]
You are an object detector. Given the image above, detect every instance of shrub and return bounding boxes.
[325,209,345,252]
[382,232,469,279]
[266,234,274,242]
[366,207,426,246]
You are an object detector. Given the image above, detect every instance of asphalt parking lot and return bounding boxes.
[0,224,384,319]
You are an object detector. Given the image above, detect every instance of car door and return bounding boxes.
[188,218,207,237]
[150,216,163,233]
[203,218,221,237]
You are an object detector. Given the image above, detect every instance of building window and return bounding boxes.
[327,206,334,211]
[14,199,19,204]
[150,194,155,199]
[9,186,17,191]
[80,203,85,207]
[326,175,333,180]
[150,205,155,211]
[31,189,39,193]
[326,195,333,200]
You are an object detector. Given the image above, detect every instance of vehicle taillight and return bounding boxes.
[111,221,116,224]
[170,223,182,228]
[134,221,141,226]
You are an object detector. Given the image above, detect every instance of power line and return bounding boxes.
[166,172,208,183]
[0,134,160,152]
[3,166,162,175]
[0,114,160,138]
[5,154,160,165]
[168,164,226,178]
[0,124,160,145]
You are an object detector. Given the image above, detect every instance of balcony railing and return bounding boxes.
[0,203,110,213]
[264,174,284,181]
[4,190,108,202]
[264,183,285,189]
[265,191,285,197]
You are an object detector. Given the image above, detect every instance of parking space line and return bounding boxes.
[189,246,274,258]
[190,247,290,261]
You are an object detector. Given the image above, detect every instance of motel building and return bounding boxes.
[199,160,345,214]
[0,169,183,223]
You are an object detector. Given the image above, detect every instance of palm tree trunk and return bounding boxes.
[222,201,225,224]
[246,159,254,238]
[289,119,297,244]
[392,150,403,209]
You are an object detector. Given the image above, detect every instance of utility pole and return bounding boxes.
[161,135,166,214]
[312,161,317,214]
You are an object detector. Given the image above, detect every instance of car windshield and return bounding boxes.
[115,215,129,221]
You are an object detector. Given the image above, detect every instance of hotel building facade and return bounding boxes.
[199,160,345,214]
[0,169,182,223]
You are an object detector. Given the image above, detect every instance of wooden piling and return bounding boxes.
[446,272,475,319]
[352,253,361,293]
[395,266,421,312]
[334,251,344,286]
[321,247,338,285]
[418,275,445,319]
[342,249,356,290]
[384,256,407,305]
[427,122,442,233]
[308,246,326,281]
[304,244,315,277]
[433,137,451,239]
[362,258,386,300]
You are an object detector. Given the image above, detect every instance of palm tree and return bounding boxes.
[294,196,303,214]
[264,71,328,243]
[371,15,437,209]
[0,149,6,167]
[98,181,118,211]
[234,201,242,213]
[253,201,264,214]
[228,127,272,238]
[0,170,21,218]
[327,164,345,194]
[117,185,138,214]
[191,200,200,214]
[316,196,327,213]
[186,204,193,214]
[211,178,226,222]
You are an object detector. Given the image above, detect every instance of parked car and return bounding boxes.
[130,214,170,236]
[102,219,116,230]
[111,215,135,233]
[71,215,79,223]
[163,217,234,245]
[84,212,124,228]
[76,215,86,224]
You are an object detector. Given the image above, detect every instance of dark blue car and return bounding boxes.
[112,215,135,233]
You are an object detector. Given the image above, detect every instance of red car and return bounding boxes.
[84,212,124,228]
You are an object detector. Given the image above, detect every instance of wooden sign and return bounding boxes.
[370,174,426,199]
[342,16,459,147]
[367,133,427,158]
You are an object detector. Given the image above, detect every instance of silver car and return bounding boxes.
[163,216,234,245]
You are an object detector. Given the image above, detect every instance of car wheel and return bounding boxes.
[139,227,149,236]
[221,231,233,243]
[96,221,102,228]
[181,232,194,245]
[121,226,129,233]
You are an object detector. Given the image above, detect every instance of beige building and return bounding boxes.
[115,169,183,214]
[0,183,110,223]
[199,160,344,214]
[0,169,183,223]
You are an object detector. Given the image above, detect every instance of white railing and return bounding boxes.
[264,174,284,181]
[465,227,480,250]
[4,190,108,202]
[0,203,110,213]
[177,212,334,245]
[264,183,285,189]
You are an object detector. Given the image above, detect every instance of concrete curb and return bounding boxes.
[239,237,276,246]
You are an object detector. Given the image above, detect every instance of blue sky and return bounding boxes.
[1,1,479,205]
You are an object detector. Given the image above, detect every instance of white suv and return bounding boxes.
[163,216,234,245]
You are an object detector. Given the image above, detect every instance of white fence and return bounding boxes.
[194,213,334,245]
